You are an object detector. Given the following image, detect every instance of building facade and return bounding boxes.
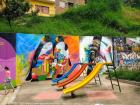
[0,0,85,16]
[0,0,5,12]
[55,0,85,14]
[28,0,55,16]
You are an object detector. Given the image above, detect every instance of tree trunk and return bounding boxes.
[8,19,12,30]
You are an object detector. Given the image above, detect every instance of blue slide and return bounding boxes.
[52,63,81,83]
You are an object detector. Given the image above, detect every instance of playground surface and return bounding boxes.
[1,76,140,105]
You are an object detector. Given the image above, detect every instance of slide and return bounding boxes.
[57,64,88,87]
[52,63,82,83]
[63,62,112,94]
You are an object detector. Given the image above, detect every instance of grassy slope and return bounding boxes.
[121,6,140,36]
[0,1,140,36]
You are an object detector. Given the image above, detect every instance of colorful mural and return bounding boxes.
[113,37,140,70]
[30,35,79,80]
[80,36,113,74]
[0,33,16,87]
[16,33,42,85]
[0,32,140,89]
[80,36,113,63]
[16,34,79,82]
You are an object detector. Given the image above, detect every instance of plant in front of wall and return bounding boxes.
[0,0,30,29]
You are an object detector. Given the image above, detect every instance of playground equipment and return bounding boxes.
[106,64,121,92]
[53,59,70,79]
[52,63,82,83]
[94,74,102,85]
[56,64,88,88]
[63,62,112,97]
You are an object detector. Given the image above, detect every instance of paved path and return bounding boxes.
[1,75,140,105]
[0,89,15,105]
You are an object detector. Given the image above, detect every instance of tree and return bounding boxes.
[0,0,30,29]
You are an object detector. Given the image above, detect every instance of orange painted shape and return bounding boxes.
[56,64,88,87]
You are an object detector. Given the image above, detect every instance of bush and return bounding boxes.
[110,70,140,82]
[62,0,122,20]
[26,13,43,27]
[135,74,140,82]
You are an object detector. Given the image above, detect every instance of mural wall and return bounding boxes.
[29,35,79,80]
[16,34,79,83]
[113,37,140,70]
[80,36,113,63]
[0,33,16,87]
[16,33,42,85]
[80,36,113,74]
[0,33,140,89]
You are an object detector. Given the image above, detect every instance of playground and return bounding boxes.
[0,33,140,105]
[1,76,140,105]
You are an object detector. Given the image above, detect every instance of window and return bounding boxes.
[35,5,49,14]
[67,2,74,8]
[59,1,65,8]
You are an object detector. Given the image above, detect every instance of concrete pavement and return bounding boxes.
[1,75,140,105]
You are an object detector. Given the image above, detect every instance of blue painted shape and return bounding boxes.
[35,60,43,67]
[52,63,81,83]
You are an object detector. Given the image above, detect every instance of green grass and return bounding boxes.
[0,80,16,90]
[0,0,140,36]
[110,70,140,82]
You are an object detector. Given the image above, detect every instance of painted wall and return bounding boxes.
[0,33,16,89]
[29,35,80,80]
[80,36,113,74]
[16,34,79,82]
[16,33,42,85]
[80,36,113,63]
[0,33,140,88]
[113,37,140,70]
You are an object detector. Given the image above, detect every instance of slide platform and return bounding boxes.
[63,62,112,94]
[57,64,88,87]
[52,63,82,83]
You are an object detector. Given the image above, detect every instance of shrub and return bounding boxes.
[135,74,140,82]
[62,0,122,20]
[110,70,140,82]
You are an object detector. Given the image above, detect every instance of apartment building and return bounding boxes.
[28,0,55,16]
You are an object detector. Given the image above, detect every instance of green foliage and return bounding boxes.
[57,0,139,36]
[0,0,139,36]
[102,12,129,33]
[110,70,140,82]
[0,80,16,90]
[125,0,140,9]
[62,0,122,20]
[1,0,30,28]
[26,11,43,27]
[135,74,140,81]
